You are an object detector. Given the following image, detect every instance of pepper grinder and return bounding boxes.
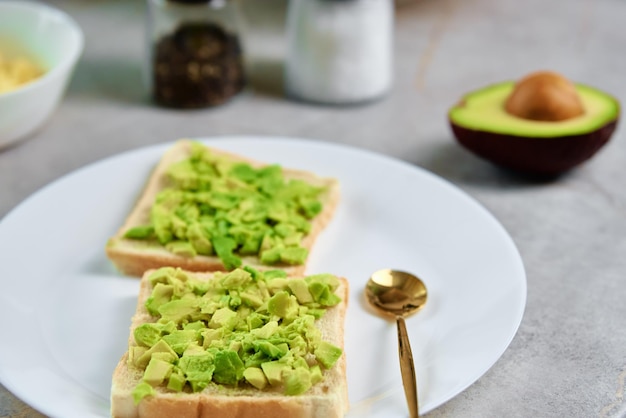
[284,0,393,105]
[145,0,246,108]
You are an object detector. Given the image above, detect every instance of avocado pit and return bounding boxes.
[449,71,620,176]
[504,71,585,122]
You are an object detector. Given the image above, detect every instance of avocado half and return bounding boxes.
[449,81,619,175]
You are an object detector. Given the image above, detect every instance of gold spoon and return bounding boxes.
[365,269,428,418]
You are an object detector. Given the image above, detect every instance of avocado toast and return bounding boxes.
[111,266,349,418]
[106,140,340,277]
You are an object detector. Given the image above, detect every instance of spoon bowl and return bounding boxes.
[366,269,428,318]
[365,269,428,418]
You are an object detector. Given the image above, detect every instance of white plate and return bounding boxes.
[0,136,526,418]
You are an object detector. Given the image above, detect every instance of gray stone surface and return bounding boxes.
[1,0,626,416]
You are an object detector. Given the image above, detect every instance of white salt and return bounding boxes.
[285,0,393,105]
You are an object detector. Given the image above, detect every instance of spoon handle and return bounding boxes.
[397,316,419,418]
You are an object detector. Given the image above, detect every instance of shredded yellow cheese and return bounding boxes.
[0,51,44,94]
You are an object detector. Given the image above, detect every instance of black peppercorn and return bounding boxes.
[147,0,246,108]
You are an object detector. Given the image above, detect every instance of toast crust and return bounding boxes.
[110,270,350,418]
[106,140,340,277]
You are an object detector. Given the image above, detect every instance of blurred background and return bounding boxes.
[2,0,626,417]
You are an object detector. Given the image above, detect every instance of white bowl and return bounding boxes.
[0,1,84,149]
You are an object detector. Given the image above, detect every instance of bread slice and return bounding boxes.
[110,269,350,418]
[106,140,340,277]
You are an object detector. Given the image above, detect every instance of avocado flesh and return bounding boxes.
[124,142,324,270]
[449,82,619,137]
[130,267,344,403]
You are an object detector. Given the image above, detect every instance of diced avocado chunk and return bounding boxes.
[306,274,340,291]
[144,358,174,386]
[247,315,265,331]
[251,320,279,339]
[284,367,312,395]
[186,222,213,255]
[201,328,225,348]
[253,340,288,359]
[184,320,206,331]
[239,232,263,254]
[267,291,299,320]
[151,205,173,244]
[274,223,296,238]
[241,291,264,309]
[315,341,343,369]
[147,267,177,285]
[124,225,155,239]
[310,365,323,384]
[165,241,197,258]
[171,214,189,240]
[213,350,245,385]
[299,197,322,219]
[158,299,199,323]
[151,351,178,364]
[307,308,326,319]
[279,247,308,265]
[260,247,282,265]
[183,344,206,356]
[229,163,258,182]
[162,330,199,355]
[292,356,310,371]
[167,370,186,392]
[134,323,163,348]
[132,381,155,404]
[212,236,242,270]
[283,232,303,247]
[178,352,215,392]
[168,160,199,189]
[308,281,341,307]
[129,346,148,367]
[229,340,242,353]
[244,367,268,390]
[288,279,314,304]
[208,307,238,330]
[266,278,289,295]
[221,269,252,289]
[243,265,263,281]
[135,339,178,369]
[145,283,174,316]
[288,336,308,356]
[261,361,291,386]
[264,270,288,280]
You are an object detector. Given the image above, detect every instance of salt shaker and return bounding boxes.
[145,0,246,108]
[285,0,393,105]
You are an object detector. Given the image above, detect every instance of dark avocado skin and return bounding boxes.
[450,119,617,176]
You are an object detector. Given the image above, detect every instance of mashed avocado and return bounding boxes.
[124,142,326,269]
[131,266,343,403]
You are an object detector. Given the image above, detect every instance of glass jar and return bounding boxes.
[145,0,246,108]
[285,0,393,105]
